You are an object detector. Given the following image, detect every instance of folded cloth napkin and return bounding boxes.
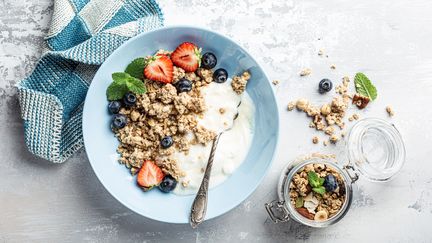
[16,0,164,163]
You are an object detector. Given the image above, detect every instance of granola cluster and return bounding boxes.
[231,71,251,94]
[115,66,217,179]
[289,163,346,221]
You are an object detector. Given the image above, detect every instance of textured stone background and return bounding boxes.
[1,0,432,242]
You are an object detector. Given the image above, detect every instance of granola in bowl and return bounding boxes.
[105,42,255,194]
[289,163,346,222]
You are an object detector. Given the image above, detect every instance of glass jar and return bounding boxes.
[265,118,406,227]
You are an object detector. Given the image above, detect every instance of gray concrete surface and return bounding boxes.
[1,0,432,242]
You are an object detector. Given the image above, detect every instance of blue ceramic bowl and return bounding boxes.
[82,26,279,223]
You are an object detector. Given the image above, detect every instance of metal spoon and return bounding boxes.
[189,102,241,228]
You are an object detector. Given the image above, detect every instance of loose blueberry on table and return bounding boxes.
[318,79,333,93]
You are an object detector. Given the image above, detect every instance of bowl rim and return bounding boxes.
[82,25,280,223]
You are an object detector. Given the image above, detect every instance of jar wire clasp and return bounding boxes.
[265,200,289,223]
[343,164,359,183]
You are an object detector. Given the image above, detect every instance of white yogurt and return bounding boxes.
[170,81,255,195]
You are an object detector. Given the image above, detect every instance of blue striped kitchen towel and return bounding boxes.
[16,0,164,163]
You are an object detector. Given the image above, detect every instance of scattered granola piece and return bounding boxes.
[352,94,370,109]
[312,136,319,144]
[231,71,251,94]
[329,135,339,144]
[341,131,346,137]
[324,126,335,135]
[272,80,280,85]
[320,104,331,116]
[386,106,394,117]
[299,68,312,77]
[323,140,329,146]
[318,49,324,56]
[348,113,360,122]
[287,101,296,111]
[219,108,226,114]
[330,64,336,70]
[296,98,310,111]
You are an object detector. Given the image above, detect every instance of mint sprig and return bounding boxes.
[354,72,377,100]
[125,57,146,79]
[307,171,326,195]
[106,72,147,101]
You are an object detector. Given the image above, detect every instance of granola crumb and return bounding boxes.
[329,135,339,144]
[312,136,319,144]
[272,80,280,85]
[219,108,226,114]
[181,180,190,188]
[318,49,324,56]
[287,101,296,111]
[330,64,336,69]
[348,113,360,122]
[323,140,329,146]
[231,71,251,94]
[299,68,312,77]
[386,106,394,117]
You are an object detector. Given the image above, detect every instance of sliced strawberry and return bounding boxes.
[144,55,174,83]
[137,161,164,190]
[171,42,201,72]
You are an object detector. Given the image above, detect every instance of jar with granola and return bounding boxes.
[265,118,406,227]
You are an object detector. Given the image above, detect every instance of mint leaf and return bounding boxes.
[354,72,377,100]
[307,171,320,188]
[295,197,304,208]
[106,72,147,100]
[125,57,146,79]
[126,76,147,95]
[107,81,128,101]
[318,177,325,186]
[312,186,326,195]
[112,72,130,83]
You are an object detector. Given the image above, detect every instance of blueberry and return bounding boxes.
[318,79,333,93]
[108,101,121,114]
[112,114,127,129]
[176,78,192,93]
[323,174,338,192]
[213,68,228,83]
[201,52,217,69]
[158,175,177,193]
[123,92,137,107]
[160,136,173,149]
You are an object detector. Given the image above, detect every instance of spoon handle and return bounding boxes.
[190,133,221,228]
